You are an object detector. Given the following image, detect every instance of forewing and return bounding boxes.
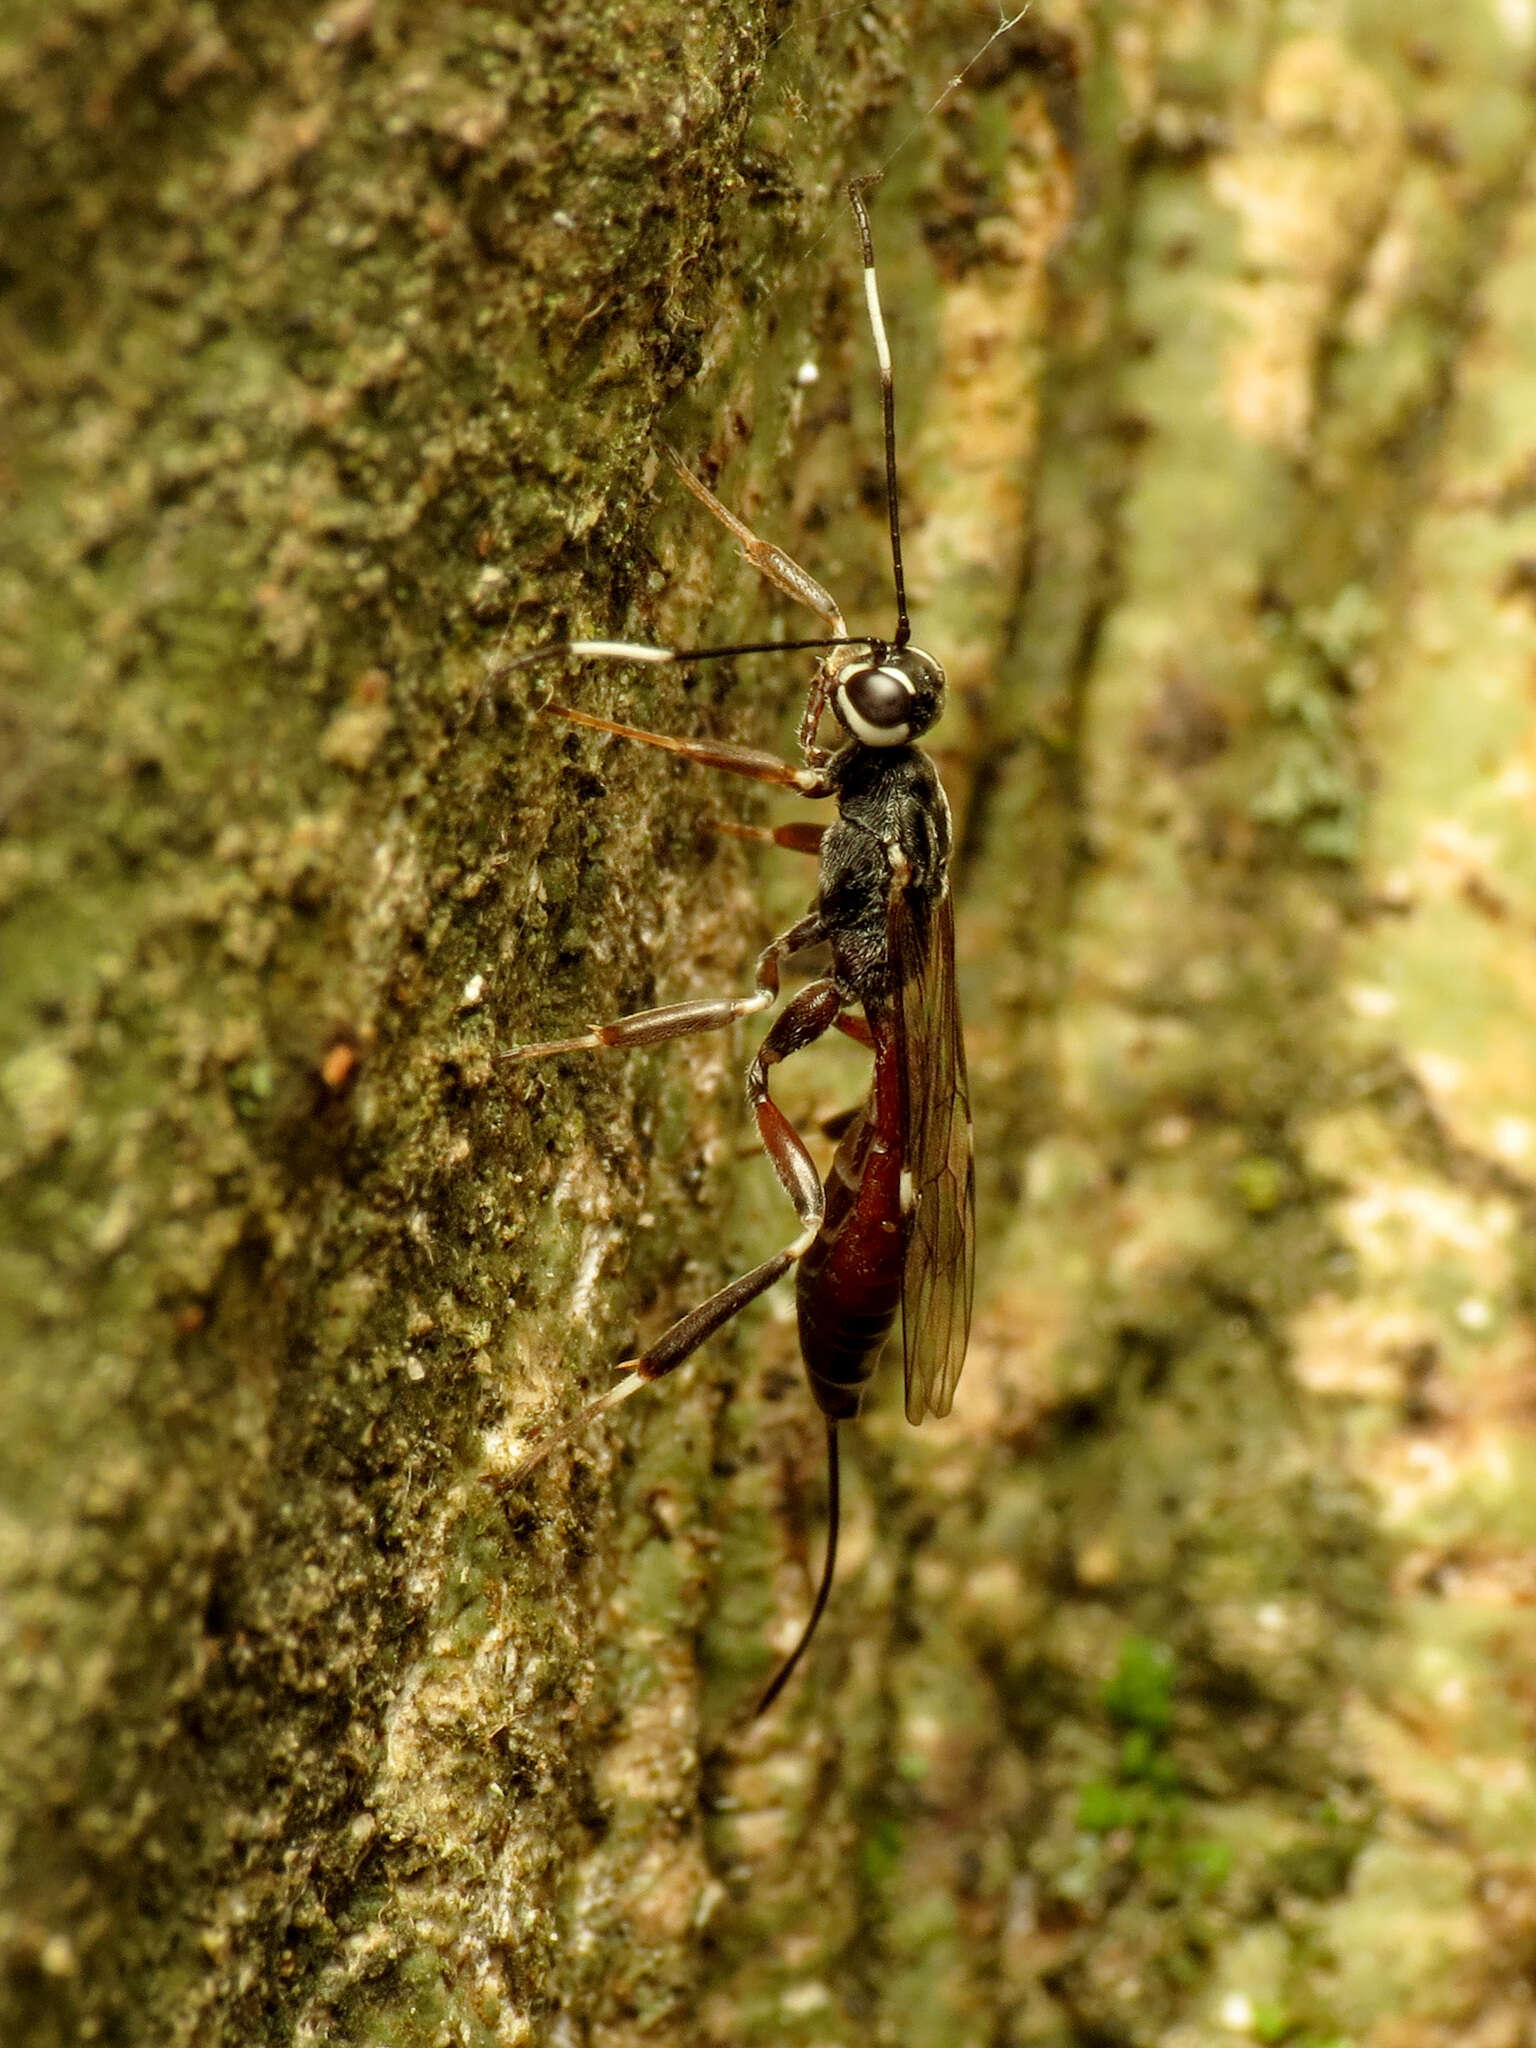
[893,881,975,1423]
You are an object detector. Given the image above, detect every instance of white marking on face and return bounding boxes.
[834,685,909,748]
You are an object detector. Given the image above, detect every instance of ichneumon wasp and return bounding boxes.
[498,179,974,1714]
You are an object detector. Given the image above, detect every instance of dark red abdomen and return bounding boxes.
[796,1096,905,1422]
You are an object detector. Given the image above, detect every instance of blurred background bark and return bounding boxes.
[4,2,1536,2043]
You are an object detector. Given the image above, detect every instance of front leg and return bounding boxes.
[541,700,829,795]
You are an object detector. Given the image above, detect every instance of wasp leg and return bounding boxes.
[709,818,826,855]
[502,912,825,1063]
[499,1239,805,1486]
[597,977,846,1389]
[660,443,847,638]
[744,974,845,1227]
[540,701,828,794]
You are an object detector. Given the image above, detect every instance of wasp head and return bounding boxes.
[831,644,945,748]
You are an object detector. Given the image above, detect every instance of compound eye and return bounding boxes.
[835,664,914,747]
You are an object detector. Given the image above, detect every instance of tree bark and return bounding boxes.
[5,4,1536,2045]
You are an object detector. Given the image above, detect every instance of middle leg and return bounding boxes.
[594,974,848,1391]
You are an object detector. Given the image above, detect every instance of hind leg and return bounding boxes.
[496,978,846,1479]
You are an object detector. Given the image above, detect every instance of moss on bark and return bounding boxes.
[5,3,1536,2045]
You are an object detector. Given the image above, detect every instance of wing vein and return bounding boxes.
[893,882,974,1424]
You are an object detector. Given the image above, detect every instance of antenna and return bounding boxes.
[848,178,911,650]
